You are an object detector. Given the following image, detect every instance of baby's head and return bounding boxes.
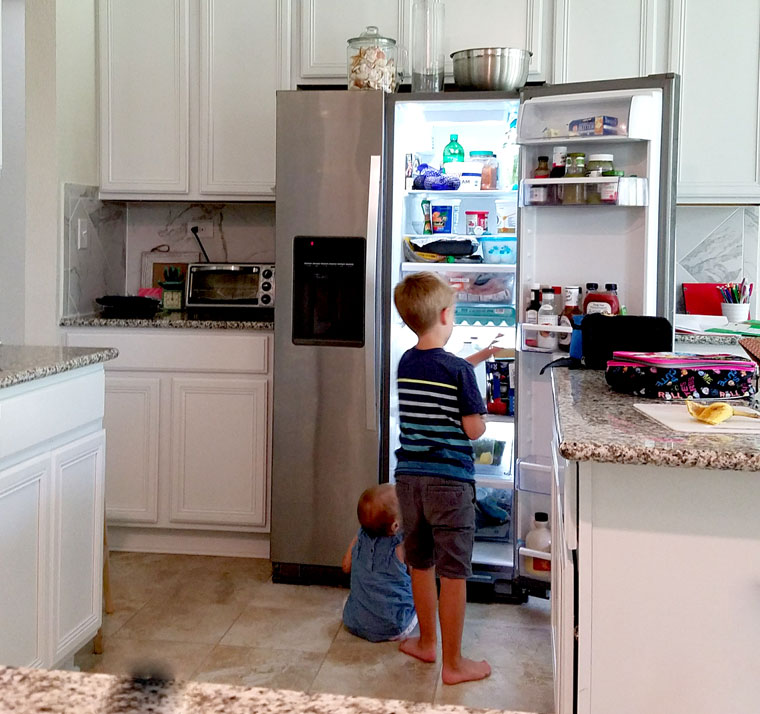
[393,271,455,336]
[357,484,400,538]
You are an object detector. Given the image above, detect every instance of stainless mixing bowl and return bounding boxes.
[451,47,532,91]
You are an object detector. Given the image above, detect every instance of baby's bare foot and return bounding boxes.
[399,636,437,663]
[442,657,491,685]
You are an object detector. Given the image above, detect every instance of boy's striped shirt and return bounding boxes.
[395,348,485,482]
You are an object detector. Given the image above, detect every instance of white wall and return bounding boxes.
[0,0,26,344]
[24,0,98,345]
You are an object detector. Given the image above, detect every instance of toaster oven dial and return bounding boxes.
[261,294,272,305]
[262,269,273,279]
[262,282,272,291]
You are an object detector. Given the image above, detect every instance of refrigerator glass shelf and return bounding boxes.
[404,190,518,198]
[401,261,516,273]
[485,414,514,423]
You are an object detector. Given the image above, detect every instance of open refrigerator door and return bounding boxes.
[384,94,524,598]
[513,75,678,595]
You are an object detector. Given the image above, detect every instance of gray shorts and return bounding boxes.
[395,474,476,580]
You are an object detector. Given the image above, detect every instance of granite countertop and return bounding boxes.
[0,666,530,714]
[60,313,273,331]
[0,345,119,390]
[552,368,760,470]
[674,332,741,346]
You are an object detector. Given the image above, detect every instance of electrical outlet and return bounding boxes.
[77,218,89,250]
[189,220,214,240]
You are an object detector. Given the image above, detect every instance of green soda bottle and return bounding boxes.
[442,134,465,164]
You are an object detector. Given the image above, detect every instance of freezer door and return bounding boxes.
[272,91,384,569]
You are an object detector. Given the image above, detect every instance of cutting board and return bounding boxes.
[633,402,760,433]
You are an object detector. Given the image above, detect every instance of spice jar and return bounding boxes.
[469,151,499,190]
[562,152,586,205]
[347,26,398,92]
[586,154,614,204]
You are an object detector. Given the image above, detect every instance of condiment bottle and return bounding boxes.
[443,134,465,164]
[529,156,550,205]
[537,288,558,350]
[558,286,582,351]
[584,282,618,315]
[548,145,567,204]
[562,152,586,204]
[525,512,551,576]
[525,284,541,347]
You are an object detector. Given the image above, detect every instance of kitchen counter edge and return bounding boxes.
[0,345,119,390]
[60,316,274,331]
[0,665,525,714]
[551,368,760,471]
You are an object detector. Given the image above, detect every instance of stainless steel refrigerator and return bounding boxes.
[271,76,678,591]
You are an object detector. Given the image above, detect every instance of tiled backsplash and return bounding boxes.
[61,184,127,319]
[61,184,276,318]
[675,206,760,316]
[124,202,275,293]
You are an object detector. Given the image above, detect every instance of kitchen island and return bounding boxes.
[0,345,117,669]
[550,368,760,714]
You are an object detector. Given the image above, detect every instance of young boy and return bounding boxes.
[341,484,417,642]
[392,271,492,685]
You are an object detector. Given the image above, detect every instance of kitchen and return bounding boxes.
[2,1,760,713]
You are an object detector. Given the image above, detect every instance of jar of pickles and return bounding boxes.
[562,152,586,204]
[347,26,398,92]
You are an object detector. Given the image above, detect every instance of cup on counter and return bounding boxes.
[721,302,750,322]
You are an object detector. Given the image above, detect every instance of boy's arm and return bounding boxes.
[462,413,486,440]
[464,334,505,366]
[342,534,358,573]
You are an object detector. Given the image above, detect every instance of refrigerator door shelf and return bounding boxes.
[520,177,649,208]
[515,457,552,496]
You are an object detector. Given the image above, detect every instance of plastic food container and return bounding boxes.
[347,26,398,92]
[480,235,517,264]
[430,198,461,233]
[465,210,489,236]
[470,151,499,190]
[494,200,517,234]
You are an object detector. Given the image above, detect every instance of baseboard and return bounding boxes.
[107,526,271,559]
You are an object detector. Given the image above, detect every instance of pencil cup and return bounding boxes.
[721,302,750,322]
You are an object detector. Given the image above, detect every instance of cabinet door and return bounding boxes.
[553,0,668,83]
[670,0,760,202]
[170,376,268,528]
[297,0,405,80]
[49,431,105,666]
[444,0,551,82]
[199,0,288,197]
[103,375,160,523]
[0,455,49,668]
[99,0,190,194]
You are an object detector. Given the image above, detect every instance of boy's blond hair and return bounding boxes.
[393,271,455,335]
[357,484,399,538]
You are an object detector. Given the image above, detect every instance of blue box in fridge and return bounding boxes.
[568,115,619,136]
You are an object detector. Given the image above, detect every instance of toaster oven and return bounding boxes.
[185,263,274,317]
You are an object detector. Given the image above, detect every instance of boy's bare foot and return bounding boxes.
[442,657,491,685]
[399,637,437,663]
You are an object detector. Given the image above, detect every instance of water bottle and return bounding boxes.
[443,134,465,164]
[411,0,444,92]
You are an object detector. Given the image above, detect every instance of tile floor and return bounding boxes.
[74,553,554,713]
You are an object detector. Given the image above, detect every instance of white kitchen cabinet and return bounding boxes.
[0,364,108,669]
[552,0,670,84]
[102,375,160,524]
[170,376,268,527]
[98,0,290,200]
[0,455,49,668]
[64,329,273,556]
[49,432,105,665]
[668,0,760,202]
[295,0,551,85]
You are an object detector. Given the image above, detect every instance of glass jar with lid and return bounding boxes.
[469,151,499,190]
[586,154,614,203]
[347,26,398,92]
[562,152,586,204]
